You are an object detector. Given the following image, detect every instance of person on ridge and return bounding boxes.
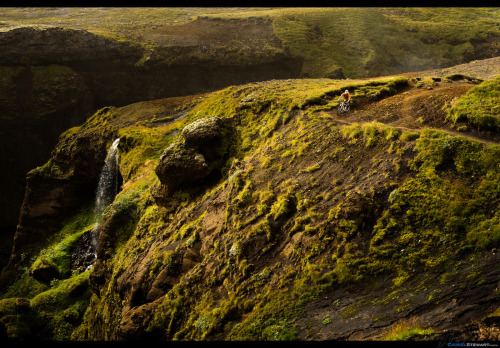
[339,89,351,105]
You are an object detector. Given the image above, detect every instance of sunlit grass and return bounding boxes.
[446,76,500,131]
[382,317,435,341]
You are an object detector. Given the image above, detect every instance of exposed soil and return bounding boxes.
[142,17,282,50]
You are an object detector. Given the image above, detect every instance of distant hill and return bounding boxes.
[1,7,499,78]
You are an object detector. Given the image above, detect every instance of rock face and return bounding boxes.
[155,116,235,192]
[0,26,140,65]
[0,27,138,270]
[4,108,119,276]
[30,260,60,284]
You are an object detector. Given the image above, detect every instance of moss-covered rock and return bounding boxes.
[155,143,210,190]
[155,116,236,192]
[181,116,234,158]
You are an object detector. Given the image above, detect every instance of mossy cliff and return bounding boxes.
[0,21,301,269]
[0,71,498,341]
[1,7,500,272]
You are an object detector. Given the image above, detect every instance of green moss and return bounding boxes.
[29,271,91,340]
[341,121,401,147]
[0,297,32,339]
[270,192,296,221]
[118,125,175,182]
[446,76,500,131]
[32,158,65,178]
[363,130,500,288]
[23,206,95,280]
[300,163,322,173]
[5,59,499,341]
[383,317,435,341]
[235,180,254,208]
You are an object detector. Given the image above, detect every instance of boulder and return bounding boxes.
[155,144,210,190]
[181,116,231,158]
[155,116,235,191]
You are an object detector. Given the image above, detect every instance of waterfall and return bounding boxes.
[95,138,121,222]
[73,138,121,272]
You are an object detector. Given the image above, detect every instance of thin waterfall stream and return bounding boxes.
[72,138,121,271]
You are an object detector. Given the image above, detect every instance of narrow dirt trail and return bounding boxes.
[326,80,500,146]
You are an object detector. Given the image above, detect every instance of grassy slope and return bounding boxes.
[0,72,498,340]
[268,7,500,78]
[446,76,500,130]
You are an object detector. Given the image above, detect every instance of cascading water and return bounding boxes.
[72,138,121,271]
[95,138,121,221]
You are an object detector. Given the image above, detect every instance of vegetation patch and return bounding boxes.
[1,66,499,341]
[446,76,500,131]
[382,317,435,341]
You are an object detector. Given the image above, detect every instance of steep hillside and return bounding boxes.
[0,62,498,341]
[1,7,499,271]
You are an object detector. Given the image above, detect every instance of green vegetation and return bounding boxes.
[0,8,270,41]
[446,76,500,130]
[1,206,94,298]
[118,124,175,182]
[382,317,435,341]
[30,207,95,279]
[1,5,500,341]
[367,130,500,288]
[340,121,401,147]
[218,7,500,78]
[29,271,92,340]
[0,206,94,340]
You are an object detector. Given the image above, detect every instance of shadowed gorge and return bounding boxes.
[0,7,499,342]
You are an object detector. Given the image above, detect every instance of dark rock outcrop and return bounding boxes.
[155,116,236,192]
[155,145,211,190]
[70,228,99,273]
[30,260,60,283]
[0,26,140,65]
[1,109,119,286]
